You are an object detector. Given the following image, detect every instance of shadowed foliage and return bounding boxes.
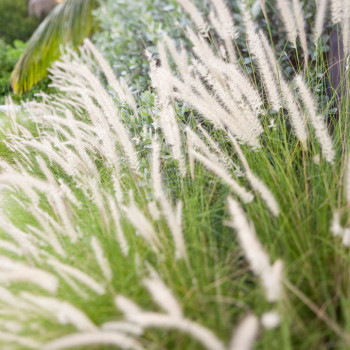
[0,0,40,44]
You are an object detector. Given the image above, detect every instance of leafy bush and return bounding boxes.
[0,0,40,43]
[92,0,196,92]
[0,39,27,104]
[0,39,52,105]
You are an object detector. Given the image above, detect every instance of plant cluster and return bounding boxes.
[0,39,53,105]
[0,0,349,349]
[0,0,40,44]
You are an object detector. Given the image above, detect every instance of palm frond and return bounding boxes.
[10,0,97,94]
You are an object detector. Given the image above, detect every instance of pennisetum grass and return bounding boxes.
[0,0,350,349]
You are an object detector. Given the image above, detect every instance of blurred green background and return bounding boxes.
[0,0,43,103]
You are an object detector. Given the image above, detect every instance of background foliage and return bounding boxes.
[0,0,40,44]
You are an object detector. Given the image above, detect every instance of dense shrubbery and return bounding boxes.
[0,0,52,104]
[0,39,26,103]
[92,0,195,92]
[0,0,40,44]
[0,38,52,104]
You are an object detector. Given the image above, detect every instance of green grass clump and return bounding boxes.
[0,0,350,349]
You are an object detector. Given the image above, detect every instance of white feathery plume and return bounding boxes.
[0,332,40,349]
[10,193,28,210]
[314,0,328,44]
[27,114,94,136]
[57,179,81,209]
[116,293,226,350]
[13,139,77,177]
[101,322,143,335]
[187,128,195,180]
[294,75,335,162]
[185,34,256,139]
[43,332,144,350]
[2,320,23,333]
[3,97,20,135]
[163,36,189,79]
[143,267,183,318]
[261,310,281,329]
[313,154,321,165]
[91,236,113,282]
[187,125,232,172]
[0,286,23,307]
[21,293,97,331]
[227,197,283,302]
[108,195,129,256]
[228,133,280,216]
[29,205,67,243]
[152,139,187,260]
[331,210,344,237]
[276,0,298,46]
[243,10,281,112]
[346,0,350,20]
[331,0,343,24]
[258,31,308,148]
[176,0,208,35]
[261,260,284,302]
[208,0,237,62]
[112,173,124,205]
[149,59,186,176]
[0,215,40,260]
[122,199,162,254]
[219,63,262,115]
[343,16,350,58]
[193,61,262,141]
[186,27,222,67]
[47,258,105,295]
[87,178,110,231]
[120,76,139,117]
[55,269,89,300]
[157,40,171,74]
[147,201,161,221]
[0,256,58,293]
[342,228,350,246]
[118,310,226,350]
[165,56,257,145]
[0,239,22,256]
[173,78,255,144]
[292,0,308,64]
[49,192,78,243]
[245,172,280,216]
[62,111,97,169]
[192,150,254,203]
[81,40,127,101]
[187,57,263,145]
[35,155,79,242]
[229,314,259,350]
[227,197,270,274]
[115,295,143,315]
[209,0,237,39]
[50,52,140,174]
[26,224,66,258]
[218,42,227,58]
[80,90,121,174]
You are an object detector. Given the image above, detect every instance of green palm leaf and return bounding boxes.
[10,0,97,94]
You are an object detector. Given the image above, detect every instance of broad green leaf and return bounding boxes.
[10,0,97,94]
